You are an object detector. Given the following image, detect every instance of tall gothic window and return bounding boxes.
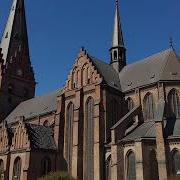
[106,156,111,180]
[84,97,94,180]
[0,160,4,180]
[126,97,135,128]
[143,93,154,120]
[66,103,74,172]
[172,150,180,176]
[127,151,136,180]
[41,157,51,176]
[168,89,180,118]
[149,150,159,180]
[127,97,134,112]
[13,157,21,180]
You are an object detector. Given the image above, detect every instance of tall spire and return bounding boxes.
[0,0,30,64]
[110,0,126,73]
[112,0,124,48]
[0,0,35,119]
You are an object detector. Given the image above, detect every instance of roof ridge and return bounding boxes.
[88,54,121,90]
[125,48,172,69]
[88,54,109,66]
[20,88,62,104]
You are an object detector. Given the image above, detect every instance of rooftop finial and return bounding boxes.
[169,37,174,50]
[116,0,118,6]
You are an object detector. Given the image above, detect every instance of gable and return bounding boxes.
[64,48,103,91]
[0,124,10,153]
[11,119,30,151]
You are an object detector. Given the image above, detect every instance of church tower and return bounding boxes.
[0,0,35,119]
[110,0,126,73]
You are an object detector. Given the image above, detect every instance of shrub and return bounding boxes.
[168,176,180,180]
[38,171,76,180]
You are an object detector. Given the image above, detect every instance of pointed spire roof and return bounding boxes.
[0,0,30,64]
[112,0,124,48]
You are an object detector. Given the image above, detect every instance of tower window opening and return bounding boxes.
[73,82,76,89]
[114,51,118,60]
[14,33,19,40]
[5,32,8,38]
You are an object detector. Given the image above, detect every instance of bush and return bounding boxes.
[168,176,180,180]
[38,171,76,180]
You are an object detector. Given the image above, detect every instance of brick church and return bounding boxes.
[0,0,180,179]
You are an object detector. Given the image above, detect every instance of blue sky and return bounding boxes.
[1,0,180,95]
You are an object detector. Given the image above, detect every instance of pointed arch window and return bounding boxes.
[0,160,4,180]
[84,97,94,180]
[106,156,111,180]
[149,150,159,180]
[172,150,180,176]
[127,151,136,180]
[41,157,51,176]
[168,89,180,118]
[13,157,21,180]
[143,93,154,120]
[66,103,74,172]
[126,97,135,128]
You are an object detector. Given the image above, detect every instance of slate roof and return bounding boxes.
[121,119,180,142]
[88,49,180,92]
[90,56,121,90]
[121,121,156,142]
[6,89,62,124]
[26,123,56,150]
[119,49,180,92]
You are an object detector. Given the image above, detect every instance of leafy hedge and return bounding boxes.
[38,171,76,180]
[168,177,180,180]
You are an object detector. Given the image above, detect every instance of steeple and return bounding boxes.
[110,0,126,73]
[0,0,35,119]
[0,0,30,64]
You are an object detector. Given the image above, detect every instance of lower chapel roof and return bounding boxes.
[25,123,56,150]
[5,123,57,151]
[121,119,180,142]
